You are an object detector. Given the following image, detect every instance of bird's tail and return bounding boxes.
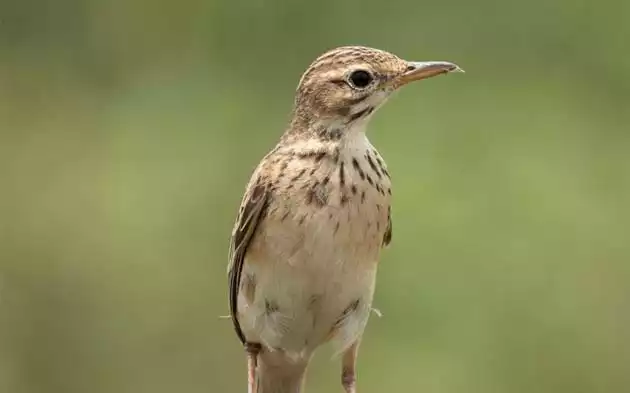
[256,350,309,393]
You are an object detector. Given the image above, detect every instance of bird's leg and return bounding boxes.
[341,341,360,393]
[245,342,261,393]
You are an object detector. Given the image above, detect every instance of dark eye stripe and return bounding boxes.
[330,78,346,86]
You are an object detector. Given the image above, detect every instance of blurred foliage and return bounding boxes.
[1,0,629,392]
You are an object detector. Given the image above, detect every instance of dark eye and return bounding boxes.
[348,70,373,89]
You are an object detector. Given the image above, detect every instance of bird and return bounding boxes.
[227,45,463,393]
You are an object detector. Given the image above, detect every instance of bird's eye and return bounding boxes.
[348,70,373,89]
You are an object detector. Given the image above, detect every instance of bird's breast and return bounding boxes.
[239,136,391,353]
[261,137,392,268]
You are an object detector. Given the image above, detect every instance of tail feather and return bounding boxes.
[257,351,309,393]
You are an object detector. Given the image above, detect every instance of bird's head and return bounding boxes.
[290,46,463,138]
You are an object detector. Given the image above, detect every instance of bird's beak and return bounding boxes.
[394,61,464,88]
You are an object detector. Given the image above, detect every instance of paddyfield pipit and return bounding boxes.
[227,46,463,393]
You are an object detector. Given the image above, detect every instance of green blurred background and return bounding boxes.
[1,0,629,392]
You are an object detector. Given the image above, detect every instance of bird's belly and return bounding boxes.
[240,257,375,357]
[238,203,384,356]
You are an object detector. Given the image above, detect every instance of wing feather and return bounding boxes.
[227,178,269,344]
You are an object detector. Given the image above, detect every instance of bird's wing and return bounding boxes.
[383,209,392,247]
[227,176,270,345]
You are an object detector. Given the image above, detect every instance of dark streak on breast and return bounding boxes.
[365,153,382,179]
[314,151,326,163]
[372,151,391,179]
[373,152,383,166]
[351,157,366,180]
[339,161,346,187]
[297,150,328,162]
[306,181,328,207]
[291,168,307,182]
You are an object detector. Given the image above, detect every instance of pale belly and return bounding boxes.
[238,196,387,357]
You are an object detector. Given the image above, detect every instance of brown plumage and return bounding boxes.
[227,46,463,393]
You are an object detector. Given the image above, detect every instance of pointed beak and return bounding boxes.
[394,61,464,88]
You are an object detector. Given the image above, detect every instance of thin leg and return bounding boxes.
[341,341,359,393]
[245,343,261,393]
